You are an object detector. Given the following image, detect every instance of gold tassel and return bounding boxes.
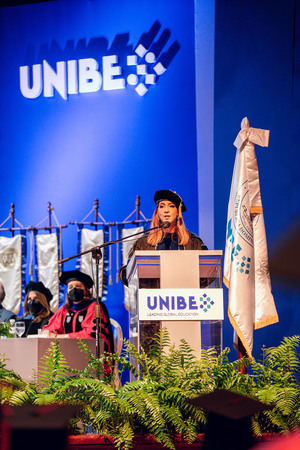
[178,202,183,223]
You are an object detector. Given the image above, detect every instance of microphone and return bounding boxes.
[161,221,170,229]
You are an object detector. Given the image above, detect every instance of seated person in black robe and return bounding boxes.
[0,281,15,322]
[16,281,53,336]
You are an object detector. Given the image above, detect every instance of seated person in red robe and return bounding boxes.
[42,270,113,353]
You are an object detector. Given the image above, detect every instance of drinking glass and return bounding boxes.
[15,321,26,338]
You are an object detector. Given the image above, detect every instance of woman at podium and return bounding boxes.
[120,189,209,356]
[137,189,207,251]
[120,189,207,285]
[41,270,113,352]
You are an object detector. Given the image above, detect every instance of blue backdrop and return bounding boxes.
[0,0,214,342]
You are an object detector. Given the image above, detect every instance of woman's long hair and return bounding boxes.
[146,205,190,247]
[24,291,51,323]
[64,285,92,309]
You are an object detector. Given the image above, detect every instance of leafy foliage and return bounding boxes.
[0,332,299,449]
[0,359,39,407]
[37,340,72,392]
[0,322,13,338]
[248,335,300,434]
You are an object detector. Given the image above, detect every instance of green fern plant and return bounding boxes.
[248,335,300,434]
[0,355,27,404]
[25,330,208,448]
[37,340,72,392]
[1,332,299,449]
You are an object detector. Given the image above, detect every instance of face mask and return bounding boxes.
[28,300,43,316]
[69,288,84,302]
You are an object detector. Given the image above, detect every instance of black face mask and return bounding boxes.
[68,288,84,303]
[28,300,43,316]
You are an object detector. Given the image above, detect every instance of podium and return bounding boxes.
[126,250,223,367]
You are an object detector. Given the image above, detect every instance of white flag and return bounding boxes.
[36,233,60,312]
[223,117,278,356]
[0,234,25,314]
[79,228,105,299]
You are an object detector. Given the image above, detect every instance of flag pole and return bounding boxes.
[237,338,247,373]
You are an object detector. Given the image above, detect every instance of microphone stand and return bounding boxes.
[91,247,102,360]
[58,222,168,360]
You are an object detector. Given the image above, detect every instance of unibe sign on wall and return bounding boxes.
[19,21,179,99]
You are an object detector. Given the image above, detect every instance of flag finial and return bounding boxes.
[241,117,249,129]
[234,118,269,150]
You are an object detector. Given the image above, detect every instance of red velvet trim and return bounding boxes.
[66,433,280,448]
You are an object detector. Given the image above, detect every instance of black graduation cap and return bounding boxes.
[59,270,94,289]
[188,389,271,450]
[154,189,187,212]
[25,281,53,303]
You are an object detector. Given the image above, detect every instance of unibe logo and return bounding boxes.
[19,21,179,99]
[147,295,201,311]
